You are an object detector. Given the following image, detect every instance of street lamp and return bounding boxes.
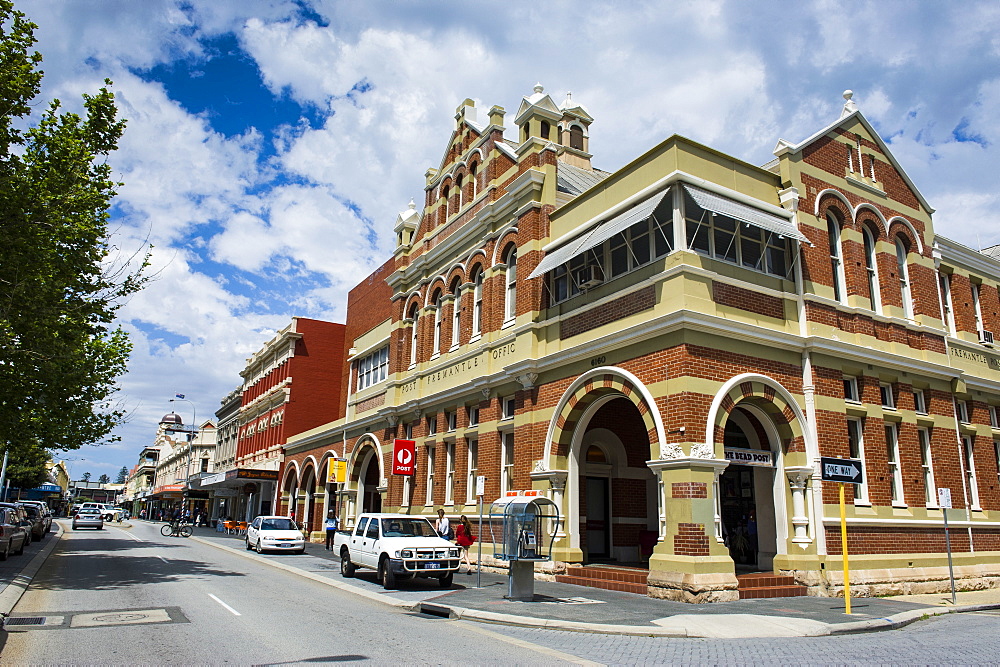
[169,397,197,523]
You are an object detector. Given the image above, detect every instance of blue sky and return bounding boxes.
[21,0,1000,480]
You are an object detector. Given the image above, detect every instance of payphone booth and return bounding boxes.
[488,492,560,601]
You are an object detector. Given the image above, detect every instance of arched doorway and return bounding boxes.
[574,397,659,564]
[719,405,779,572]
[359,450,382,514]
[300,464,318,534]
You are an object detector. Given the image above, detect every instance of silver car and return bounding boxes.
[72,508,104,530]
[0,507,28,559]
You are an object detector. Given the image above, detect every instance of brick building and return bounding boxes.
[202,316,347,521]
[281,87,1000,601]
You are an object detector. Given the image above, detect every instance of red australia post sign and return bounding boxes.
[392,439,416,476]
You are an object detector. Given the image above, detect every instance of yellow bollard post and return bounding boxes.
[839,481,851,615]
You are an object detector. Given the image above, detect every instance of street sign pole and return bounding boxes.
[839,481,851,615]
[938,487,957,605]
[821,457,863,616]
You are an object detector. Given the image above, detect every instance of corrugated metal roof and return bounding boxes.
[981,245,1000,262]
[557,163,610,195]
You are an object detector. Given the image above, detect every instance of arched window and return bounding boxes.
[471,267,483,337]
[540,120,550,140]
[450,277,461,349]
[432,289,443,356]
[442,185,450,220]
[456,174,464,210]
[504,246,517,323]
[469,163,478,200]
[895,236,913,319]
[862,225,881,313]
[570,125,584,150]
[408,303,419,367]
[827,213,846,303]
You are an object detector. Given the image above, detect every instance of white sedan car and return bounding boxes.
[245,516,305,554]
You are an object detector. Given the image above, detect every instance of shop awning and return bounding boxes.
[528,189,671,279]
[682,184,808,243]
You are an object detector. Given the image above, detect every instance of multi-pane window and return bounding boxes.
[913,389,928,415]
[844,377,860,403]
[356,346,389,391]
[963,436,980,510]
[972,282,985,335]
[468,405,479,427]
[466,438,479,503]
[425,445,436,506]
[862,226,881,313]
[847,418,868,502]
[445,441,455,505]
[549,197,674,305]
[994,440,1000,487]
[450,281,461,349]
[939,273,956,335]
[956,400,970,424]
[827,213,846,303]
[427,414,437,436]
[502,396,515,420]
[504,247,517,323]
[918,427,935,507]
[895,237,913,319]
[885,424,904,506]
[445,410,456,432]
[408,304,419,367]
[990,406,999,429]
[685,191,790,279]
[432,292,443,356]
[880,383,895,409]
[501,432,515,494]
[404,422,413,440]
[472,269,483,337]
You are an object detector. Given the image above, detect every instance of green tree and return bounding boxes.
[0,1,147,464]
[97,473,110,484]
[116,465,127,483]
[5,445,48,490]
[81,472,91,481]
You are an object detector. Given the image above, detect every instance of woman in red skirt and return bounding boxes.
[454,515,476,573]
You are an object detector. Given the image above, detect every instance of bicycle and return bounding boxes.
[160,522,193,538]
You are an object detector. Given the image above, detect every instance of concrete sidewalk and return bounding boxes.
[185,523,1000,638]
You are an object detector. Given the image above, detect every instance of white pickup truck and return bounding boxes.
[335,513,460,589]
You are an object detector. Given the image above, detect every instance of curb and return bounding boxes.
[188,533,1000,638]
[0,524,63,617]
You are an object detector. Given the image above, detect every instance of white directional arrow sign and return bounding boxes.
[820,457,864,484]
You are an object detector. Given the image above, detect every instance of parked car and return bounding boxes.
[18,504,47,540]
[18,501,52,533]
[72,508,104,530]
[335,513,460,589]
[0,507,28,560]
[0,502,32,546]
[245,516,305,554]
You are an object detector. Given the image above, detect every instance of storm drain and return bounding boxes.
[4,617,46,627]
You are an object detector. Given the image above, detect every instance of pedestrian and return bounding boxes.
[324,510,339,550]
[434,509,452,540]
[454,515,476,573]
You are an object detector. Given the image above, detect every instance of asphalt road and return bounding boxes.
[4,522,1000,665]
[0,521,578,665]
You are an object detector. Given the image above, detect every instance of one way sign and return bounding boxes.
[820,457,864,484]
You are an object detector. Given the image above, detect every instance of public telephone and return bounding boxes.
[519,529,537,559]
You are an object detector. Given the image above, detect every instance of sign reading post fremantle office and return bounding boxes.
[723,447,774,467]
[950,345,1000,371]
[400,342,518,395]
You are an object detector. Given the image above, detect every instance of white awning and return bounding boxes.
[682,184,808,243]
[528,189,670,279]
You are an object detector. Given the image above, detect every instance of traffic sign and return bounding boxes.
[937,487,953,509]
[820,457,864,484]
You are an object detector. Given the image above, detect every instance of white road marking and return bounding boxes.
[457,620,604,666]
[111,526,143,542]
[208,593,241,616]
[157,556,169,563]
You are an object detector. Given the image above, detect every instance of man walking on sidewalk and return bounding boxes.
[324,510,339,550]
